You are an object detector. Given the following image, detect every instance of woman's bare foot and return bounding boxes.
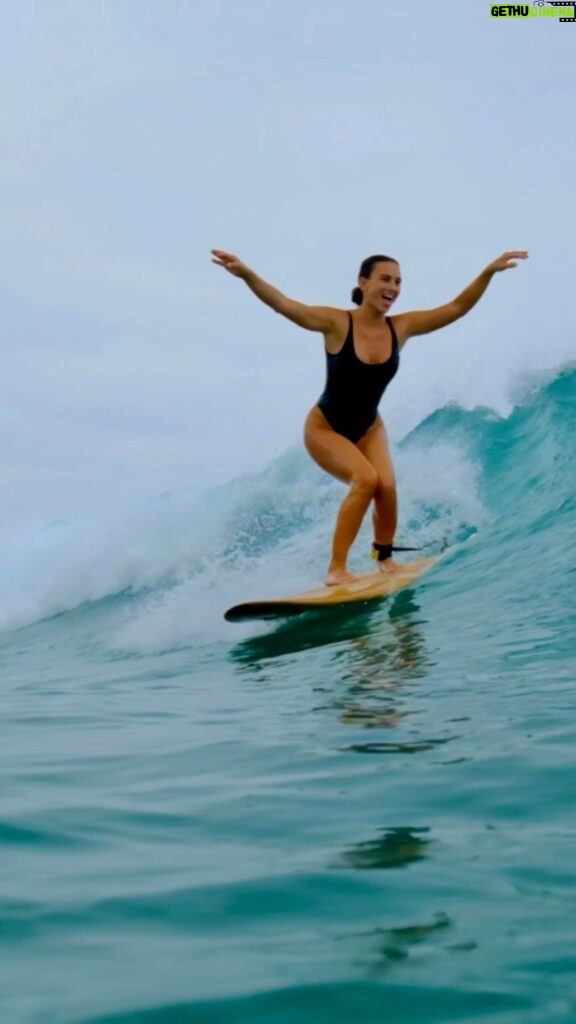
[324,567,359,587]
[376,558,405,575]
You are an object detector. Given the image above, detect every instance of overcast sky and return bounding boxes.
[0,0,574,531]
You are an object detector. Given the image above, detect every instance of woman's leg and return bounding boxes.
[304,408,378,585]
[357,417,402,573]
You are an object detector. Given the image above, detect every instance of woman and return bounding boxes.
[212,247,528,585]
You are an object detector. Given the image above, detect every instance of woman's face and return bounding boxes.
[359,261,402,313]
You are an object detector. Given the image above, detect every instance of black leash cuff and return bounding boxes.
[371,542,422,562]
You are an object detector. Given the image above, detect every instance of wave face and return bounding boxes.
[407,364,575,529]
[0,364,574,647]
[403,363,575,587]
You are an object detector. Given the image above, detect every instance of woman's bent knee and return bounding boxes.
[375,480,396,501]
[351,469,379,498]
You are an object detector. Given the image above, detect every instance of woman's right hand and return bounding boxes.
[211,249,250,279]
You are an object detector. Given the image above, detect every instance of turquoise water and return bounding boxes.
[1,366,575,1024]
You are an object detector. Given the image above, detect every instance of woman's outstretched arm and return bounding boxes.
[211,249,341,332]
[394,250,528,344]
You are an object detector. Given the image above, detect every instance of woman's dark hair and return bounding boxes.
[351,253,398,305]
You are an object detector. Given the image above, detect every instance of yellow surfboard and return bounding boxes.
[224,554,440,622]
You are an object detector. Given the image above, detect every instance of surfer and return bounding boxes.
[212,248,528,585]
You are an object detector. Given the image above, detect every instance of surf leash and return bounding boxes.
[371,542,423,562]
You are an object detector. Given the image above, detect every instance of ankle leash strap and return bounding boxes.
[371,542,422,562]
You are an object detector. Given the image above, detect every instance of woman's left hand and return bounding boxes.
[485,251,529,274]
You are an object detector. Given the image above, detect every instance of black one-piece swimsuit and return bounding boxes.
[316,312,400,443]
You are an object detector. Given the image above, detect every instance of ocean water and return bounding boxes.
[1,364,575,1024]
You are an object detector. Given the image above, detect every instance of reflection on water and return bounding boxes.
[359,913,455,973]
[335,831,480,972]
[336,911,478,978]
[337,826,432,870]
[229,589,432,678]
[344,736,454,755]
[229,588,459,750]
[327,592,436,733]
[376,911,452,951]
[339,705,411,729]
[229,587,460,758]
[228,600,386,664]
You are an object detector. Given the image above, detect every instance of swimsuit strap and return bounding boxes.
[386,316,398,349]
[344,310,354,349]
